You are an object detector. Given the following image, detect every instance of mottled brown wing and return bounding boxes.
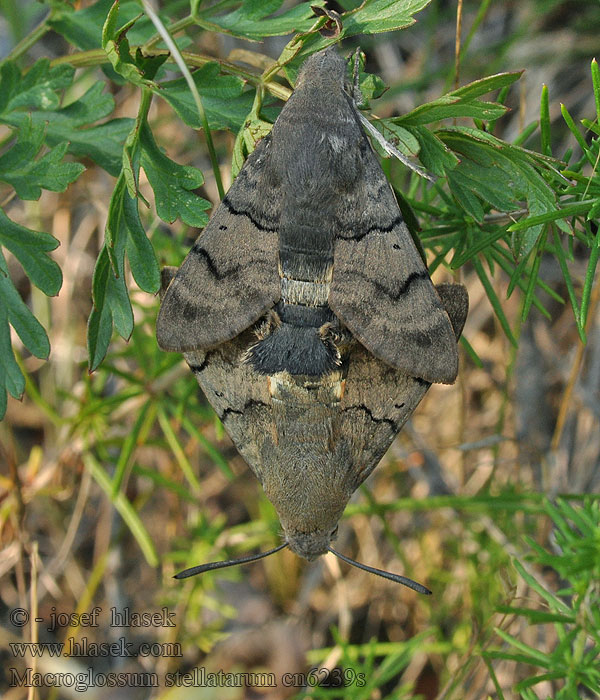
[182,328,274,484]
[156,135,281,353]
[338,283,468,489]
[329,142,459,384]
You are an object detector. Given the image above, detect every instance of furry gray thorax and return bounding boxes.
[246,50,360,378]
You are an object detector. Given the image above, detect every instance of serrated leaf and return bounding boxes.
[0,59,73,115]
[0,120,84,199]
[0,209,62,296]
[88,162,164,369]
[341,0,433,35]
[139,123,210,227]
[193,0,325,40]
[156,63,261,132]
[88,243,133,371]
[109,174,161,293]
[1,72,133,177]
[0,250,51,360]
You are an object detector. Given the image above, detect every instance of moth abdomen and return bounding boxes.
[247,304,341,376]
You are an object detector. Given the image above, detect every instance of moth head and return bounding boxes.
[295,47,348,92]
[283,525,339,561]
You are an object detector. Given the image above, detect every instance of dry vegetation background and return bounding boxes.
[1,1,599,699]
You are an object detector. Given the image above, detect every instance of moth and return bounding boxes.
[157,48,468,590]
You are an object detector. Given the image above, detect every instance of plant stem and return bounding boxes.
[0,12,53,66]
[50,49,291,100]
[142,15,195,50]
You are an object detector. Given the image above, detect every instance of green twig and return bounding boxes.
[142,15,195,51]
[139,0,224,198]
[0,12,53,66]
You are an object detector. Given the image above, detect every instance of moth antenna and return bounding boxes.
[357,111,435,182]
[174,543,288,579]
[352,47,362,104]
[328,547,432,595]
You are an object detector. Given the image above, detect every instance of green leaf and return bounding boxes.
[133,48,169,82]
[87,161,166,370]
[439,128,557,256]
[0,208,62,296]
[156,63,270,132]
[552,229,585,342]
[232,115,273,178]
[86,90,208,369]
[398,95,508,126]
[450,71,523,100]
[139,123,210,228]
[341,0,433,36]
[0,215,59,418]
[1,70,134,177]
[581,232,600,327]
[521,230,547,321]
[83,453,159,567]
[88,242,133,372]
[540,84,551,156]
[107,174,160,293]
[473,256,518,347]
[102,0,159,89]
[561,102,594,166]
[404,125,459,176]
[50,0,155,51]
[507,200,593,232]
[496,605,575,624]
[446,171,485,221]
[358,70,388,104]
[592,58,600,122]
[0,250,50,360]
[89,175,135,368]
[0,301,26,418]
[369,119,420,158]
[0,243,52,419]
[192,0,325,40]
[0,120,84,200]
[0,59,73,115]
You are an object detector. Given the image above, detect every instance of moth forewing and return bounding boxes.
[327,94,459,384]
[155,135,281,353]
